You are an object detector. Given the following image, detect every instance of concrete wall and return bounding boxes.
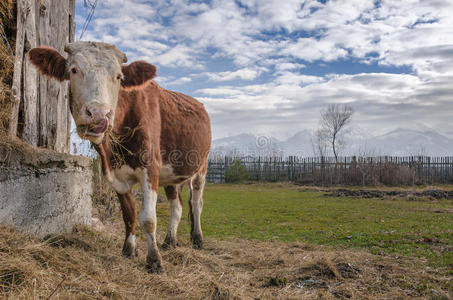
[0,137,93,236]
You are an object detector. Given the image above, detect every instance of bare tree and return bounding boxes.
[311,129,329,157]
[355,145,377,188]
[318,104,354,162]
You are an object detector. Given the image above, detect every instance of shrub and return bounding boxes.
[225,160,249,183]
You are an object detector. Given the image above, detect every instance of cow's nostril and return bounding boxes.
[86,107,92,117]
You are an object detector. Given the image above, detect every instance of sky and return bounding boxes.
[75,0,453,141]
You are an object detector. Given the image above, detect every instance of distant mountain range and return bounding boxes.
[70,126,453,157]
[211,127,453,157]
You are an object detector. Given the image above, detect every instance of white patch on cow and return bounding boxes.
[105,164,141,194]
[168,197,182,239]
[126,233,136,249]
[191,188,204,235]
[190,175,205,237]
[159,164,190,185]
[137,171,158,252]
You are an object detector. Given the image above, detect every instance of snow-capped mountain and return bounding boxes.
[70,125,453,158]
[360,128,453,156]
[281,130,314,156]
[211,127,453,157]
[211,133,284,157]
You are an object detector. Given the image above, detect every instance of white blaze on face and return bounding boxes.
[66,42,126,144]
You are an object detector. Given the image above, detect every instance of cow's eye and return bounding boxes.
[116,74,122,80]
[71,68,77,74]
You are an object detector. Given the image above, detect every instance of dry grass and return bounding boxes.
[0,0,15,133]
[0,210,451,300]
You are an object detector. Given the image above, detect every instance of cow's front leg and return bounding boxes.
[117,192,137,257]
[138,172,164,273]
[162,185,182,249]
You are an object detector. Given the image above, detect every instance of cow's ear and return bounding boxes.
[121,61,157,89]
[28,47,68,81]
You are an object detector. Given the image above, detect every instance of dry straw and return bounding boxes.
[0,0,15,133]
[0,212,450,299]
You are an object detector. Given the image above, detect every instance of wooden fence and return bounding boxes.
[207,156,453,185]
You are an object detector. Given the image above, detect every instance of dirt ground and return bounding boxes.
[323,188,453,200]
[0,210,451,300]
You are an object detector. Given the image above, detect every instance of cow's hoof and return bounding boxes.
[191,234,203,249]
[162,235,177,249]
[146,256,165,274]
[122,241,137,257]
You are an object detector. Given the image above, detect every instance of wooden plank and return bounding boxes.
[53,0,70,152]
[37,0,50,147]
[67,0,76,151]
[22,0,39,146]
[9,0,26,137]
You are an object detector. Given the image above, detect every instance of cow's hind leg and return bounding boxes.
[189,172,206,249]
[117,192,137,257]
[162,185,182,249]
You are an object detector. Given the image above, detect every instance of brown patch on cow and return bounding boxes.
[121,61,157,90]
[27,46,68,81]
[159,89,211,176]
[147,175,160,192]
[94,143,113,176]
[117,192,137,236]
[164,185,177,199]
[164,185,182,204]
[99,80,210,180]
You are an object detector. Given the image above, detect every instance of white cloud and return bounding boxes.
[205,68,260,81]
[168,76,192,85]
[77,0,453,140]
[275,63,306,71]
[195,87,242,96]
[153,45,202,69]
[274,71,323,85]
[197,71,453,139]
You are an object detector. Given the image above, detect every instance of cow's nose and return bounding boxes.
[85,106,110,121]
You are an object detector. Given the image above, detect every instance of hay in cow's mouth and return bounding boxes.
[78,119,109,137]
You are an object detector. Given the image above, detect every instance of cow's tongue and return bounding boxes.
[90,118,109,134]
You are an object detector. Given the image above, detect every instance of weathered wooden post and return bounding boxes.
[9,0,75,151]
[1,0,92,236]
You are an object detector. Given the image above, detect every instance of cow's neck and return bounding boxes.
[94,88,147,173]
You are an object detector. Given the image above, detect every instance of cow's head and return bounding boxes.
[28,41,157,144]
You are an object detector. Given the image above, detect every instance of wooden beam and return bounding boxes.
[9,0,26,137]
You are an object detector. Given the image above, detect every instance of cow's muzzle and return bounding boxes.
[88,118,109,136]
[79,118,109,137]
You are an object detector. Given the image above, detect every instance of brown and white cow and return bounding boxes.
[28,41,211,273]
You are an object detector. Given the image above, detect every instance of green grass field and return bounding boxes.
[156,183,453,269]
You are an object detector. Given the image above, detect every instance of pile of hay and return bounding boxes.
[0,206,451,299]
[0,0,16,133]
